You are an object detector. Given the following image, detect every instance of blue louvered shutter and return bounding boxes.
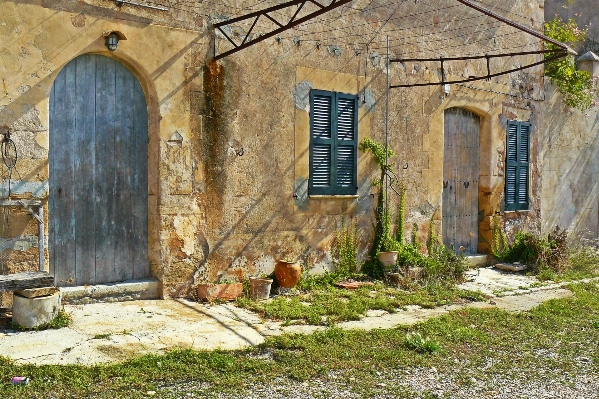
[505,121,530,211]
[309,90,358,195]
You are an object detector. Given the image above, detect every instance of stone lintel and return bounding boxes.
[14,286,59,299]
[0,272,54,292]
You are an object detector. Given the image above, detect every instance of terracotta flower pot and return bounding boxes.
[196,283,243,301]
[274,259,302,288]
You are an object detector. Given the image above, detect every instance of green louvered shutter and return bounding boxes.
[310,91,334,195]
[505,121,530,211]
[309,90,358,195]
[335,93,358,195]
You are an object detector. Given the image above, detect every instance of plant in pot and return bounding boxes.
[359,137,397,278]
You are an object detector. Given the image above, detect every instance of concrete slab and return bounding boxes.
[1,299,265,365]
[459,266,540,296]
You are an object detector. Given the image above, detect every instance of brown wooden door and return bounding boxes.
[442,108,480,254]
[49,54,149,286]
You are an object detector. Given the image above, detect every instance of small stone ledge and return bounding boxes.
[61,279,159,304]
[466,255,489,268]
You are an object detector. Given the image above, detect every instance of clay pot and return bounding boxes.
[378,251,398,268]
[274,259,302,288]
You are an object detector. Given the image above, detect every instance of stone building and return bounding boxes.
[0,0,594,300]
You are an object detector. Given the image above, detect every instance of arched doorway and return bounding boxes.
[49,54,149,286]
[442,108,480,254]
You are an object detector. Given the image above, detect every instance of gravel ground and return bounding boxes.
[148,365,599,399]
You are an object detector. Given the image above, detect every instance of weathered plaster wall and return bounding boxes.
[539,80,599,236]
[0,0,549,300]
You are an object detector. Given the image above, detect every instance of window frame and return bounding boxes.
[505,120,531,211]
[308,89,358,196]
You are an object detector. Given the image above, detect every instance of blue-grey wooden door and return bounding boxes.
[442,108,480,254]
[49,54,149,286]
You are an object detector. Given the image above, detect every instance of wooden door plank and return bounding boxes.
[94,57,117,283]
[443,109,456,250]
[113,64,134,282]
[74,54,97,285]
[131,74,149,280]
[49,61,77,286]
[471,113,480,253]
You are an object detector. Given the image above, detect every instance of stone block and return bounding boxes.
[14,286,59,298]
[12,290,61,329]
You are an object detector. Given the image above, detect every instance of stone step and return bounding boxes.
[60,279,159,304]
[466,254,490,268]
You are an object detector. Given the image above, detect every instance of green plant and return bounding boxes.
[332,218,360,275]
[404,331,440,354]
[426,214,438,253]
[411,222,420,247]
[359,137,396,278]
[11,309,72,331]
[544,16,598,111]
[426,242,468,282]
[491,215,509,259]
[395,183,406,243]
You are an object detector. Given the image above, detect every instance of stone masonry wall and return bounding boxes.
[0,0,548,299]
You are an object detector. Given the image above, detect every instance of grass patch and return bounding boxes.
[236,280,485,325]
[1,282,599,398]
[11,309,72,331]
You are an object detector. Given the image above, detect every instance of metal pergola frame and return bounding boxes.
[213,0,353,60]
[389,49,568,88]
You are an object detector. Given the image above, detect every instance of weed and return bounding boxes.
[11,309,72,331]
[332,218,360,275]
[93,333,112,340]
[492,221,599,280]
[404,332,440,354]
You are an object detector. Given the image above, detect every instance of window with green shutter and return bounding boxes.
[309,90,358,196]
[505,121,530,211]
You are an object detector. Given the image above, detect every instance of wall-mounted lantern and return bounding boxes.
[101,31,127,51]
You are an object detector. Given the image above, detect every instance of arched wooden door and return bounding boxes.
[49,54,149,286]
[442,108,480,254]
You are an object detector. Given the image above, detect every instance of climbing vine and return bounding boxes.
[544,16,598,111]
